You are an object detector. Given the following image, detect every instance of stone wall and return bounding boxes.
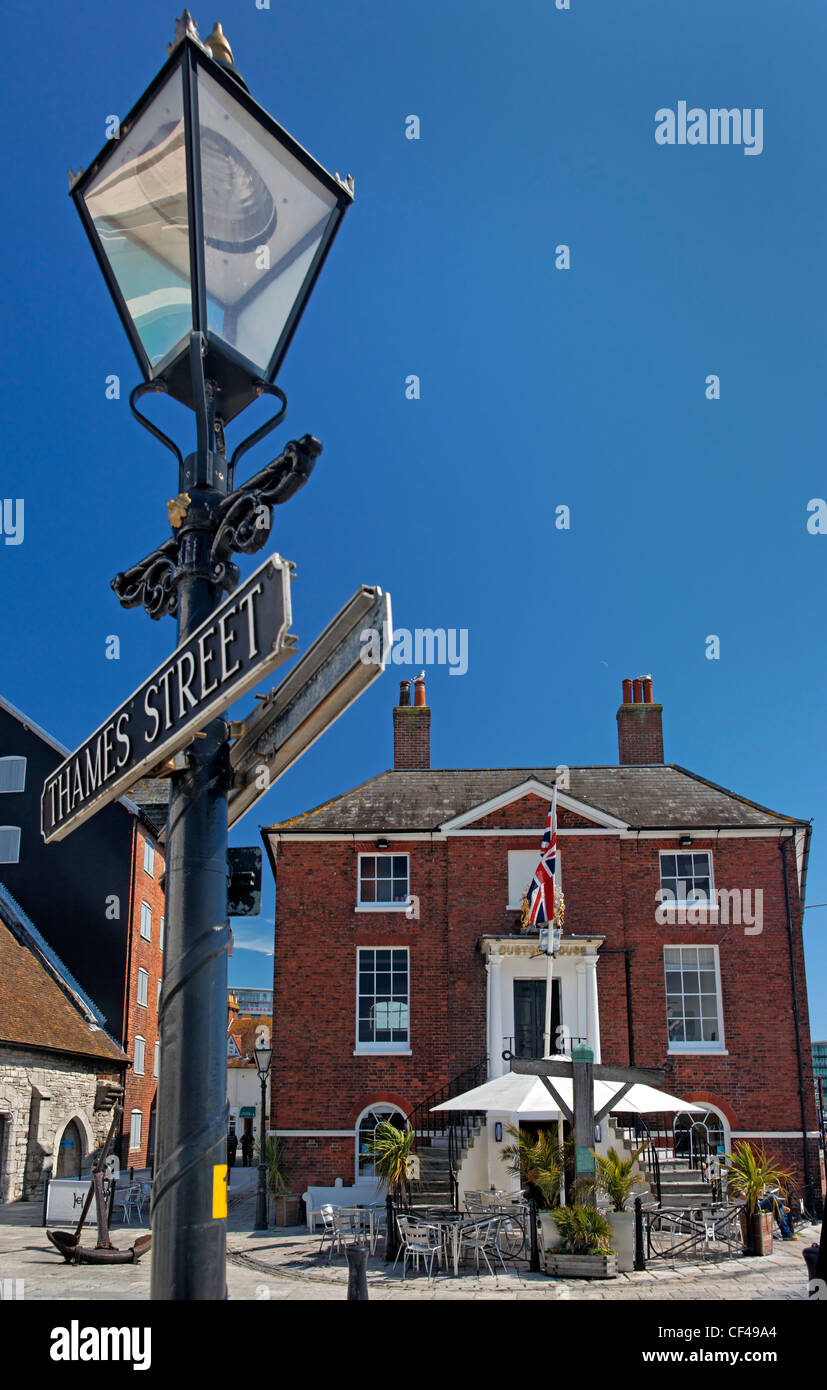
[0,1046,121,1202]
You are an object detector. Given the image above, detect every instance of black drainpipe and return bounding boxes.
[779,833,816,1214]
[598,947,635,1066]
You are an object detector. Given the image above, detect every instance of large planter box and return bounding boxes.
[544,1252,617,1279]
[607,1211,636,1273]
[539,1213,565,1255]
[271,1193,301,1226]
[739,1210,773,1256]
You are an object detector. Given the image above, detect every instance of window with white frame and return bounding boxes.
[357,854,409,907]
[157,979,162,1007]
[159,915,165,951]
[0,827,20,864]
[134,1036,145,1075]
[137,968,149,1008]
[357,948,409,1048]
[659,851,713,909]
[143,839,155,877]
[129,1111,142,1150]
[140,902,152,941]
[356,1103,408,1178]
[154,1041,160,1077]
[0,757,26,793]
[664,945,724,1050]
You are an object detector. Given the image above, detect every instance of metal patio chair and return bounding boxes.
[316,1203,337,1262]
[394,1215,443,1280]
[458,1217,508,1277]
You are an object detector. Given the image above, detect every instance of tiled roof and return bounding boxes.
[227,1014,271,1068]
[0,897,126,1064]
[264,765,807,834]
[127,778,170,836]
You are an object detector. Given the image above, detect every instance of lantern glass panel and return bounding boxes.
[196,69,339,373]
[82,71,193,370]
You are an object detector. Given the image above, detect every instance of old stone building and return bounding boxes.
[0,886,126,1202]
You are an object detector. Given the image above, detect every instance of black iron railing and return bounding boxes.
[406,1060,487,1211]
[614,1111,663,1206]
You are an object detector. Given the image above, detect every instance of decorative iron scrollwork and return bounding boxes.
[211,434,322,574]
[112,538,179,621]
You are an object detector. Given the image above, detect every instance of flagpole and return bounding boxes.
[542,947,555,1058]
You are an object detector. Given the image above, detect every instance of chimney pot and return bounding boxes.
[398,680,411,708]
[413,676,427,708]
[617,673,664,765]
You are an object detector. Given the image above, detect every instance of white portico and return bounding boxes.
[481,935,604,1078]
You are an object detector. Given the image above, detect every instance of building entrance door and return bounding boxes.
[514,979,560,1058]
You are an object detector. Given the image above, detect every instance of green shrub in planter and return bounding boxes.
[551,1203,614,1256]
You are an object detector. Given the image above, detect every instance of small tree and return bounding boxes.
[725,1142,793,1219]
[265,1136,288,1195]
[585,1146,647,1212]
[366,1122,415,1204]
[501,1124,563,1206]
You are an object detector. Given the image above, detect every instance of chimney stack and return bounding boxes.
[393,676,431,769]
[617,674,664,765]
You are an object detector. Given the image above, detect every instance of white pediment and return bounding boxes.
[438,777,628,833]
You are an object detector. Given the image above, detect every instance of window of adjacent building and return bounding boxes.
[159,915,165,952]
[134,1035,145,1075]
[356,1103,408,1179]
[507,848,562,911]
[357,854,409,907]
[137,968,149,1008]
[140,902,152,941]
[129,1111,142,1150]
[154,1041,160,1077]
[0,826,21,863]
[0,757,26,793]
[144,839,155,877]
[157,979,162,1008]
[659,851,713,906]
[357,947,409,1048]
[664,946,724,1050]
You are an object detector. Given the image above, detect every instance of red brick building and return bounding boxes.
[263,677,822,1211]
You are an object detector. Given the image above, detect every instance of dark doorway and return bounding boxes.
[513,979,561,1059]
[56,1120,83,1178]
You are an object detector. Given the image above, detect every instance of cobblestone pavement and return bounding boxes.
[0,1197,817,1301]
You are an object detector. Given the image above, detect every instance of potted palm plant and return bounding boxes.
[586,1145,646,1272]
[545,1203,617,1278]
[725,1142,793,1256]
[501,1123,565,1254]
[367,1121,416,1206]
[266,1137,300,1225]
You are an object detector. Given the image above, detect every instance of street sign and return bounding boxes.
[41,553,295,843]
[227,586,392,827]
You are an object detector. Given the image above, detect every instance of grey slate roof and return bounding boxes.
[265,765,807,834]
[127,778,170,835]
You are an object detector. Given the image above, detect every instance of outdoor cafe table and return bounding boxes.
[335,1204,385,1254]
[409,1213,482,1277]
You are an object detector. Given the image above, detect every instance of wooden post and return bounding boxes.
[572,1043,595,1204]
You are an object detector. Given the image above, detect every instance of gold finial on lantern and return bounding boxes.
[204,21,234,64]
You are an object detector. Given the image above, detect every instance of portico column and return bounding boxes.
[486,952,504,1079]
[575,960,588,1052]
[583,954,601,1063]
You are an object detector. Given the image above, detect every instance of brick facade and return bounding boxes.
[121,824,166,1168]
[265,684,821,1211]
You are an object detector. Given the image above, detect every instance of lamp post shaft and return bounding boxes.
[150,371,231,1300]
[255,1070,268,1230]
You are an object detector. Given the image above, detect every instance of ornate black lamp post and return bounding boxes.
[68,12,352,1299]
[254,1039,273,1231]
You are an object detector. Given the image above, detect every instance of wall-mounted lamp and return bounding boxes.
[375,837,389,849]
[678,834,692,847]
[494,1122,503,1143]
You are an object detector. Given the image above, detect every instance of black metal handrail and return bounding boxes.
[406,1060,487,1212]
[615,1111,662,1206]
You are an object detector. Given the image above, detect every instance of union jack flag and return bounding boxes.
[525,785,557,927]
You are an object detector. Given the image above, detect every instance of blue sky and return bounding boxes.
[1,0,825,1034]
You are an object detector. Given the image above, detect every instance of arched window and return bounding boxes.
[673,1107,728,1163]
[355,1103,408,1180]
[56,1119,84,1179]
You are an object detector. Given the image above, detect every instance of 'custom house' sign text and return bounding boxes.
[41,553,294,843]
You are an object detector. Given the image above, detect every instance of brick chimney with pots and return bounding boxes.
[393,677,431,770]
[617,674,664,765]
